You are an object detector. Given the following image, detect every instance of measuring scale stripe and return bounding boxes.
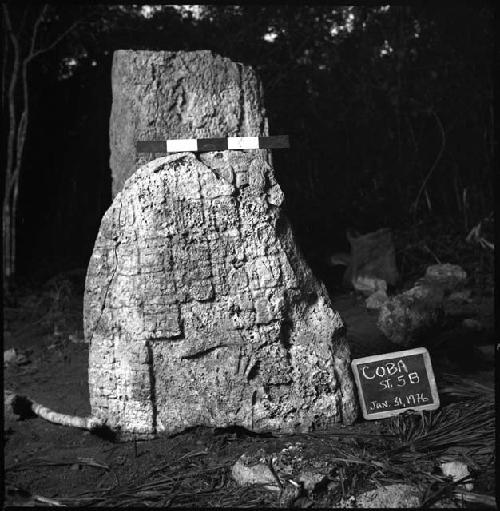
[136,135,289,153]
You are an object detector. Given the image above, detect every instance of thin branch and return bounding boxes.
[410,109,446,214]
[7,4,37,198]
[7,111,26,201]
[12,177,18,275]
[1,13,9,113]
[26,4,48,60]
[28,18,80,63]
[6,6,79,199]
[2,3,20,196]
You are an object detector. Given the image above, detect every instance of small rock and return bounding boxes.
[4,348,33,366]
[365,290,389,310]
[353,276,387,297]
[298,469,328,492]
[447,289,472,303]
[15,350,32,366]
[231,455,278,490]
[377,294,442,347]
[279,480,303,507]
[375,263,466,347]
[441,447,480,472]
[425,264,467,292]
[4,348,17,366]
[327,481,339,492]
[4,392,19,422]
[462,318,483,331]
[404,283,444,304]
[440,460,473,491]
[292,496,313,508]
[355,484,422,508]
[430,496,466,508]
[339,495,356,508]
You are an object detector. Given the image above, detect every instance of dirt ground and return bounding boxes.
[3,270,495,508]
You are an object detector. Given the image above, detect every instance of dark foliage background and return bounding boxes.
[2,4,494,282]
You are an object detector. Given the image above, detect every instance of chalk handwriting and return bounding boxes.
[361,359,408,380]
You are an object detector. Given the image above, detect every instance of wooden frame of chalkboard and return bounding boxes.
[351,347,440,420]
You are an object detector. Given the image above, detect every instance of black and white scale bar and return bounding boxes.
[136,135,289,153]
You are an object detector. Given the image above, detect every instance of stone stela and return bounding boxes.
[85,49,359,440]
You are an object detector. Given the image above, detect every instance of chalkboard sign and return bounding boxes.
[351,347,440,420]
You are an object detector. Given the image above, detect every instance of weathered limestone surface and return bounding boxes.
[378,264,467,347]
[110,50,268,196]
[84,151,358,440]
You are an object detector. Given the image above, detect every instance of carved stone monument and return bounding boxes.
[110,50,268,196]
[85,152,358,439]
[84,50,358,440]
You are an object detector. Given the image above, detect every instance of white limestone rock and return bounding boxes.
[84,152,358,440]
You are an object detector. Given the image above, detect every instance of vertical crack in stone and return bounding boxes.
[251,389,257,430]
[238,63,246,133]
[88,237,120,345]
[332,356,344,425]
[278,289,294,367]
[146,340,158,434]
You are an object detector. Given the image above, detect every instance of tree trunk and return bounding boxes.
[2,5,20,294]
